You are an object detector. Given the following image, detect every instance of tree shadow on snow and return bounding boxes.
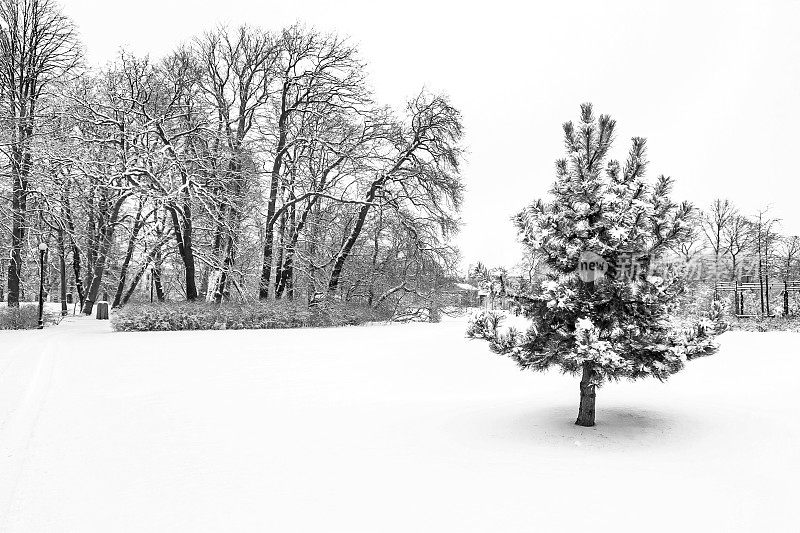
[482,403,705,452]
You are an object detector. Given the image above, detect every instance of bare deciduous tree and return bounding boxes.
[0,0,80,306]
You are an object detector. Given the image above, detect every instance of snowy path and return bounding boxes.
[0,317,798,532]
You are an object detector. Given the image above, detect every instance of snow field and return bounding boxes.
[0,317,797,532]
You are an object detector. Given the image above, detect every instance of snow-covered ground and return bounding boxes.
[0,315,797,532]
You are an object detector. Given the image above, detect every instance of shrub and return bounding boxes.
[0,305,55,330]
[111,300,386,332]
[466,310,504,341]
[727,316,800,333]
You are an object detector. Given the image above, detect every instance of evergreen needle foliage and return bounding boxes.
[468,104,721,425]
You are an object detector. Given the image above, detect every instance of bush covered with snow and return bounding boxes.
[0,305,55,330]
[111,301,386,332]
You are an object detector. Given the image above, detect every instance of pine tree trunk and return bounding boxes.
[576,363,596,427]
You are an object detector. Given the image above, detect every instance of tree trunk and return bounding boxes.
[575,364,596,427]
[62,185,85,305]
[203,206,225,299]
[199,268,211,300]
[306,198,323,304]
[182,242,198,301]
[276,160,342,300]
[7,149,28,307]
[112,228,142,308]
[757,227,765,315]
[214,243,233,304]
[275,230,296,299]
[328,183,382,294]
[764,236,771,316]
[120,238,167,306]
[213,206,241,304]
[58,228,68,315]
[273,210,286,298]
[368,207,383,306]
[7,213,24,306]
[71,240,84,306]
[81,253,105,315]
[6,99,34,307]
[121,260,150,307]
[82,232,112,315]
[327,152,414,294]
[168,205,198,301]
[213,152,245,304]
[84,191,98,302]
[276,206,309,300]
[259,185,279,299]
[81,196,126,314]
[784,281,789,316]
[259,94,290,300]
[152,247,166,302]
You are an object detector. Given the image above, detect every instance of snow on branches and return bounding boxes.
[469,104,721,420]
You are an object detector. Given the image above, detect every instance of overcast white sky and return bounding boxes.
[64,0,800,272]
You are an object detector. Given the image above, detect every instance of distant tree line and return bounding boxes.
[470,200,799,317]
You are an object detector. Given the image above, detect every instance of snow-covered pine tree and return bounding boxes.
[468,104,718,426]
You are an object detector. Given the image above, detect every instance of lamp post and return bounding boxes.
[38,242,48,329]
